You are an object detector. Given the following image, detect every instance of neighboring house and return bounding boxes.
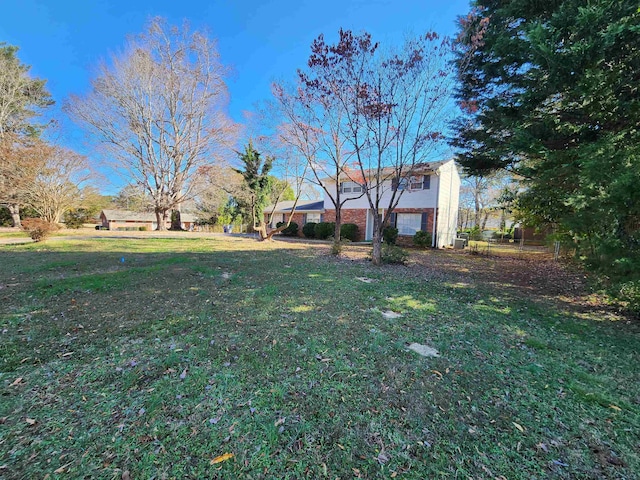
[99,210,197,231]
[266,159,461,247]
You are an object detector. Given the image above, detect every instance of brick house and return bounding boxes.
[99,209,196,231]
[266,159,460,247]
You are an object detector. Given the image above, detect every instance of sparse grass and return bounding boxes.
[0,237,638,479]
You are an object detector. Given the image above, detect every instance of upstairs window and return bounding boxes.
[341,181,362,194]
[393,175,430,191]
[410,176,423,190]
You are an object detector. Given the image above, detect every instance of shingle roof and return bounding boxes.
[264,200,325,213]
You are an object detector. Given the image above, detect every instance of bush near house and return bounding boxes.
[383,226,398,245]
[21,218,59,242]
[276,221,298,237]
[302,222,317,238]
[314,222,335,240]
[380,243,408,264]
[413,230,432,248]
[340,223,358,242]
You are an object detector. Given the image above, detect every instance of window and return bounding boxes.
[396,213,422,235]
[409,176,423,190]
[306,213,321,224]
[341,181,362,194]
[397,178,408,190]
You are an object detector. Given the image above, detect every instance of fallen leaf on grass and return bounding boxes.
[377,451,390,464]
[512,422,525,433]
[180,369,188,379]
[609,404,621,411]
[61,352,74,357]
[381,310,402,319]
[210,453,234,464]
[25,418,37,425]
[122,471,130,480]
[54,462,73,474]
[9,377,23,387]
[274,417,285,427]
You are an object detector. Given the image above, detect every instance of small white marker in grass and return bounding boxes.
[407,343,440,358]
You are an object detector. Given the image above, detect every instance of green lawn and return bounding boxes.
[1,237,638,479]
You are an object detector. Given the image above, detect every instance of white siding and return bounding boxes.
[323,177,439,210]
[435,161,461,247]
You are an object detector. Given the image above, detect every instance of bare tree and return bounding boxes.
[23,142,91,224]
[0,135,43,226]
[297,30,455,264]
[67,18,237,230]
[272,79,363,251]
[460,173,514,230]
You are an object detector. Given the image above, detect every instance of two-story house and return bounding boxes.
[267,159,460,247]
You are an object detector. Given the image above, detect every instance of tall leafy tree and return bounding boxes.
[453,1,640,296]
[0,44,54,226]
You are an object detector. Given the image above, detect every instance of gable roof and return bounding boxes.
[101,209,197,223]
[265,200,324,214]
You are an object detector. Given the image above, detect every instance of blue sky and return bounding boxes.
[2,0,471,193]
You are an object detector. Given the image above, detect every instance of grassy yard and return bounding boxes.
[0,236,638,479]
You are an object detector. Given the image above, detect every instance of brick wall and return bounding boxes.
[323,209,368,241]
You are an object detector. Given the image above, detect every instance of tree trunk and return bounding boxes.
[170,209,183,230]
[8,204,21,228]
[371,215,383,265]
[155,209,168,231]
[332,209,342,253]
[481,211,489,230]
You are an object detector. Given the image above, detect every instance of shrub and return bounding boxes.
[331,241,344,255]
[383,226,398,245]
[469,225,483,241]
[314,222,335,240]
[616,280,640,314]
[340,223,359,242]
[413,230,432,248]
[63,210,85,229]
[381,243,408,264]
[276,221,299,237]
[492,230,512,241]
[302,222,317,238]
[139,226,148,231]
[21,218,58,242]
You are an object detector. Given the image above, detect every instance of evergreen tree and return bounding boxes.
[453,1,640,304]
[235,141,274,230]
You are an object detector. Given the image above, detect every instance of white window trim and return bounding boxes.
[306,213,321,223]
[341,181,362,194]
[396,213,422,235]
[409,176,423,190]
